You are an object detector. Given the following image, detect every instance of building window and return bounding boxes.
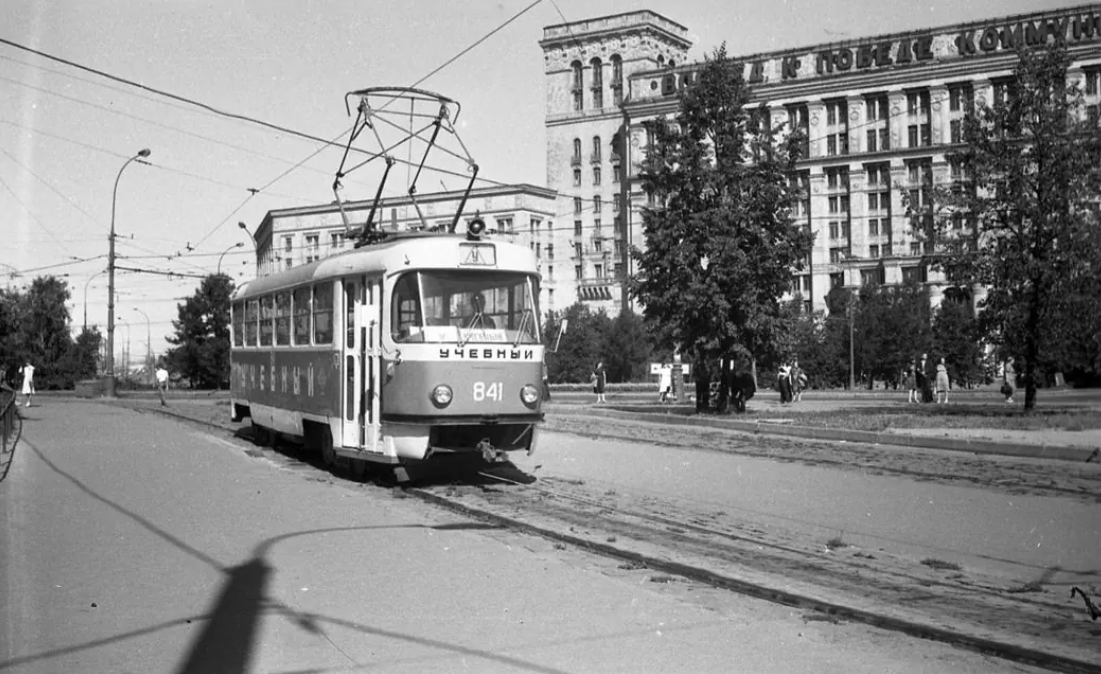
[590,58,603,109]
[283,236,293,253]
[613,165,621,183]
[593,167,601,185]
[594,218,602,231]
[573,197,582,214]
[496,217,513,233]
[592,136,601,163]
[547,244,554,260]
[571,61,583,110]
[869,218,880,237]
[824,99,848,157]
[575,265,583,280]
[1086,68,1101,96]
[573,169,581,186]
[574,220,582,235]
[594,238,602,252]
[786,103,810,157]
[593,195,602,214]
[829,247,843,264]
[573,138,582,161]
[594,264,603,278]
[330,232,343,250]
[574,243,583,258]
[613,194,621,213]
[950,119,962,144]
[949,83,973,112]
[870,245,880,258]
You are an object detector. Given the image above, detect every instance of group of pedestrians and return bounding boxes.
[777,360,807,404]
[903,353,951,404]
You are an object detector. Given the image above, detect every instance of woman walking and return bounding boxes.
[935,357,950,404]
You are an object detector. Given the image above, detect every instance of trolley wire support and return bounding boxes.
[331,87,479,247]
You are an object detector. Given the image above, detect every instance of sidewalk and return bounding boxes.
[546,390,1101,463]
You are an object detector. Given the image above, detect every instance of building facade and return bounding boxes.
[541,5,1101,316]
[250,183,559,308]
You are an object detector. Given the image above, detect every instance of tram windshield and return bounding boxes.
[392,270,540,345]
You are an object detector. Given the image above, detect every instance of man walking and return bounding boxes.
[155,365,169,406]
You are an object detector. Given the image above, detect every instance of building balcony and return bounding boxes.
[590,154,602,165]
[610,152,621,165]
[570,155,582,167]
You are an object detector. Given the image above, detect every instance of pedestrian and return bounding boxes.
[916,353,933,403]
[658,362,672,403]
[19,360,35,408]
[791,360,807,402]
[591,361,607,404]
[935,357,950,404]
[905,364,918,403]
[777,361,793,404]
[1001,359,1016,404]
[156,364,170,406]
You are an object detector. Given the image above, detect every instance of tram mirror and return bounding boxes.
[552,319,568,353]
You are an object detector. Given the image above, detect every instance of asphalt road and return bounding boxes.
[0,401,1059,673]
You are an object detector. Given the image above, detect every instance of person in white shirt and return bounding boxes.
[155,366,169,406]
[19,361,35,408]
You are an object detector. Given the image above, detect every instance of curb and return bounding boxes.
[555,406,1100,463]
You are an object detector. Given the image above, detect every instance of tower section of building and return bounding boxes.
[540,12,692,316]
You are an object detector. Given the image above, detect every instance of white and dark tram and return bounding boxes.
[229,222,545,481]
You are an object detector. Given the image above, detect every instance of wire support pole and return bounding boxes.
[106,148,150,398]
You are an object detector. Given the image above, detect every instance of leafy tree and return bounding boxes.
[542,303,609,383]
[631,44,813,412]
[912,43,1101,409]
[601,310,654,383]
[166,274,234,389]
[931,288,984,388]
[17,276,76,389]
[854,282,932,388]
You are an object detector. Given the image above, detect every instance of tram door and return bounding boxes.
[340,276,382,451]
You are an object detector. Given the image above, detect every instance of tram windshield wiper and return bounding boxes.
[513,308,531,347]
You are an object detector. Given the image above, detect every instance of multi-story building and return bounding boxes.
[251,183,559,308]
[541,5,1101,316]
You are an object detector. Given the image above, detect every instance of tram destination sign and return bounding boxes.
[460,243,496,266]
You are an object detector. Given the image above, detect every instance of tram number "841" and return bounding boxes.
[472,382,503,402]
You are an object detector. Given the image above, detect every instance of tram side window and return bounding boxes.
[259,295,274,346]
[245,300,259,346]
[292,287,311,345]
[313,282,333,344]
[232,302,244,347]
[275,292,291,345]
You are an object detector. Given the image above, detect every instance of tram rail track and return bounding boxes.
[133,401,1101,673]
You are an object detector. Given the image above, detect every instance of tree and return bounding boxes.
[631,44,813,412]
[854,282,932,388]
[542,303,609,384]
[166,274,234,389]
[931,289,984,388]
[912,43,1101,409]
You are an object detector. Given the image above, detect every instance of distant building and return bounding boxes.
[540,5,1101,316]
[251,183,560,310]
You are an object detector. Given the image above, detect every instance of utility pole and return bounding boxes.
[106,148,151,397]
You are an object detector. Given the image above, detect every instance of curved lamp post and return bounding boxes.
[106,148,150,397]
[218,242,244,276]
[238,222,258,275]
[132,307,152,380]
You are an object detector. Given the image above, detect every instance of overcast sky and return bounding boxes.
[0,0,1073,357]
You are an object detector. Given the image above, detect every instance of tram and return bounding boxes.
[229,86,545,481]
[229,221,545,480]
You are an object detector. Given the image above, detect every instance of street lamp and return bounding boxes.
[218,242,244,276]
[117,317,132,376]
[106,148,151,398]
[840,252,862,391]
[132,307,152,379]
[83,269,105,331]
[238,221,258,275]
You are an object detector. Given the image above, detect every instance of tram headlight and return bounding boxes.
[467,217,486,240]
[431,384,453,408]
[520,384,539,408]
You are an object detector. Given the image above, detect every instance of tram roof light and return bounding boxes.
[466,217,486,240]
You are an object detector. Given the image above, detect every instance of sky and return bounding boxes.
[0,0,1077,362]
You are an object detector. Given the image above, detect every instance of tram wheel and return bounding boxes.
[252,424,273,447]
[320,428,337,468]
